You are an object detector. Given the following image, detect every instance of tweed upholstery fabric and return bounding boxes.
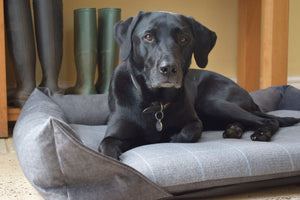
[13,87,300,199]
[70,111,300,194]
[13,88,171,200]
[71,110,300,194]
[121,122,300,193]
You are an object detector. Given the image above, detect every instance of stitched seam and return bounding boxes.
[217,142,252,176]
[60,132,171,196]
[50,119,70,200]
[273,143,295,171]
[129,150,157,183]
[175,144,206,180]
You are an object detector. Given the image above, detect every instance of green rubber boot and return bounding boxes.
[4,0,36,107]
[96,8,121,94]
[66,8,97,94]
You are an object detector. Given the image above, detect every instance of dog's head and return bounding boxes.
[114,11,217,89]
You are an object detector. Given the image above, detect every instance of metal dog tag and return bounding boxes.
[155,109,164,132]
[143,102,169,132]
[156,120,163,132]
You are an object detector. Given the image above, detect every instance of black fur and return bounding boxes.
[99,11,300,160]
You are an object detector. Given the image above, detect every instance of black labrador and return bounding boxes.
[99,11,300,160]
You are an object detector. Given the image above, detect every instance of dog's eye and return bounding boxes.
[178,35,188,44]
[144,33,153,41]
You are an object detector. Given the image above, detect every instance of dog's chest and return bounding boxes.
[140,104,185,143]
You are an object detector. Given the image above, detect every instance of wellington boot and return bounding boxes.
[66,8,97,95]
[4,0,36,107]
[95,8,121,94]
[33,0,63,93]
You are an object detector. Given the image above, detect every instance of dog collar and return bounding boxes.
[130,74,142,95]
[142,102,170,114]
[130,74,170,132]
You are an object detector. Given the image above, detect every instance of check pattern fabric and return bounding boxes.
[13,87,300,199]
[121,122,300,193]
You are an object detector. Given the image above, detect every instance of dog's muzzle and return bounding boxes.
[159,60,178,76]
[149,60,183,89]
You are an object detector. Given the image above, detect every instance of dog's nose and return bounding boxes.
[159,63,177,76]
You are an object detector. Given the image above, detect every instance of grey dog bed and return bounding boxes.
[13,86,300,200]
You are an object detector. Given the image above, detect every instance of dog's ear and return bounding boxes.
[188,17,217,68]
[114,11,144,61]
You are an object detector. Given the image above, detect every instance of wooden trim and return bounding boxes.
[0,0,8,137]
[237,0,262,92]
[261,0,289,89]
[8,107,21,122]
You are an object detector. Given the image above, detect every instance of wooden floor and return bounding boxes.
[1,131,300,200]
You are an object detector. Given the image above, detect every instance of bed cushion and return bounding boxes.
[277,85,300,110]
[121,122,300,194]
[250,85,300,112]
[13,88,171,200]
[72,110,300,195]
[249,86,282,112]
[13,87,300,200]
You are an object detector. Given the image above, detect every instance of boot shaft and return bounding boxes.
[97,8,121,93]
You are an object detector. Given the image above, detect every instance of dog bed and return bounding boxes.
[13,86,300,200]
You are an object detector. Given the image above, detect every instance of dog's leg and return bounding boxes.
[253,111,300,127]
[197,100,280,141]
[223,120,278,141]
[170,121,202,143]
[99,119,142,160]
[100,136,140,160]
[223,122,245,139]
[250,119,279,141]
[99,137,125,160]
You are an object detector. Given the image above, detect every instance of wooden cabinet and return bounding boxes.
[237,0,289,91]
[0,0,8,138]
[0,0,289,137]
[0,0,21,137]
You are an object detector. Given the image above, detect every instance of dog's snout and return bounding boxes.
[159,62,178,76]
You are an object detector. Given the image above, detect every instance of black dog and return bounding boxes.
[99,11,300,160]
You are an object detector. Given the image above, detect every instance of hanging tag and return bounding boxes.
[156,120,163,132]
[155,108,164,132]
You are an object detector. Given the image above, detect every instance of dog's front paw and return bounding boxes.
[170,122,202,143]
[223,123,243,139]
[99,146,122,160]
[170,134,183,143]
[250,128,272,142]
[99,138,122,160]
